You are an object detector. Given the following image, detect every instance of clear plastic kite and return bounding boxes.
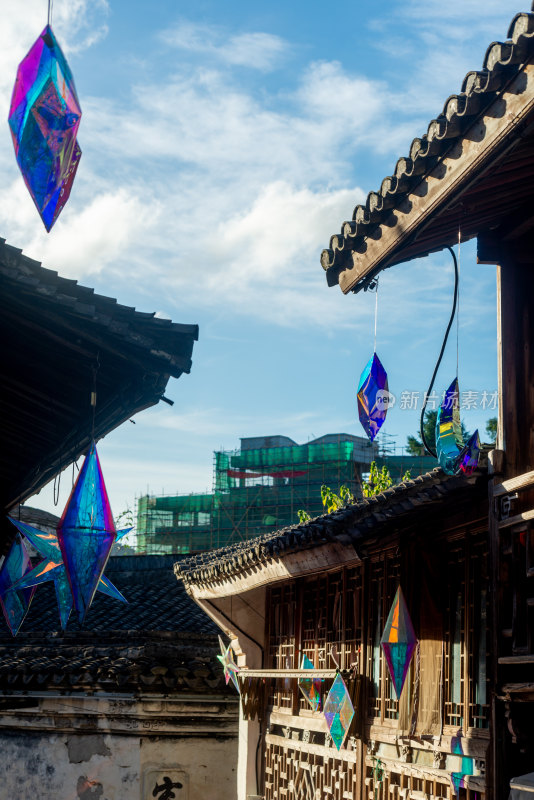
[298,653,322,711]
[8,25,82,231]
[323,673,354,750]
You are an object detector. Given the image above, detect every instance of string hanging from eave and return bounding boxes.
[419,246,459,458]
[373,276,379,354]
[91,353,100,442]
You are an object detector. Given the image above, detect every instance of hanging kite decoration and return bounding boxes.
[436,379,481,476]
[0,535,36,636]
[323,672,354,750]
[8,22,82,231]
[6,443,129,633]
[217,635,241,693]
[357,353,389,442]
[380,586,417,700]
[298,653,322,711]
[357,279,390,441]
[8,516,129,631]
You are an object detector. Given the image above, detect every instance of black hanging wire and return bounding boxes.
[419,246,459,458]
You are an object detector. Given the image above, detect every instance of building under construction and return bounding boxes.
[136,434,436,555]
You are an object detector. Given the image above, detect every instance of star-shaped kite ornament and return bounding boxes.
[217,635,240,693]
[8,516,129,630]
[0,534,36,635]
[6,442,129,631]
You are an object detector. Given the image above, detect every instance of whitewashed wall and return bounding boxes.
[0,730,237,799]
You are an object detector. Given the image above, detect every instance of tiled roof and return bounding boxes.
[320,10,534,290]
[0,555,231,694]
[175,468,487,591]
[1,238,199,515]
[0,239,199,378]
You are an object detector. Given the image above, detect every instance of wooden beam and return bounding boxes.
[339,62,534,293]
[239,668,340,679]
[493,470,534,497]
[498,654,534,664]
[498,509,534,529]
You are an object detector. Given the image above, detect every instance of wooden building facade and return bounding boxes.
[177,8,534,800]
[177,469,494,800]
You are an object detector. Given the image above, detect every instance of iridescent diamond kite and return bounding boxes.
[451,733,474,795]
[217,635,240,693]
[8,516,128,630]
[323,673,354,750]
[436,379,480,476]
[380,586,417,700]
[0,535,36,636]
[8,25,82,231]
[298,653,322,711]
[57,442,118,624]
[458,430,481,476]
[357,353,389,441]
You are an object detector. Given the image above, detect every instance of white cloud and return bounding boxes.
[162,21,288,72]
[0,0,109,100]
[0,4,507,333]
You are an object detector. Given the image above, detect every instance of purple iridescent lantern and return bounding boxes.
[357,353,389,441]
[8,25,82,230]
[57,442,117,624]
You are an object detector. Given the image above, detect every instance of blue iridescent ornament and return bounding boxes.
[357,353,389,441]
[8,516,128,630]
[0,535,36,635]
[8,25,82,230]
[436,379,480,476]
[57,442,120,623]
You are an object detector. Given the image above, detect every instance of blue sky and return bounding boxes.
[1,0,522,524]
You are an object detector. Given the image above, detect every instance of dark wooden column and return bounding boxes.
[479,228,534,799]
[479,231,534,479]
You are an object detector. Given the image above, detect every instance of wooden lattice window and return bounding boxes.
[444,531,489,732]
[264,739,358,800]
[269,583,297,710]
[363,760,483,799]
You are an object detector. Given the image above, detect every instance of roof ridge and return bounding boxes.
[320,10,534,283]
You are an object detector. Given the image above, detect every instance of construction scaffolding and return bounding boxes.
[136,434,437,555]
